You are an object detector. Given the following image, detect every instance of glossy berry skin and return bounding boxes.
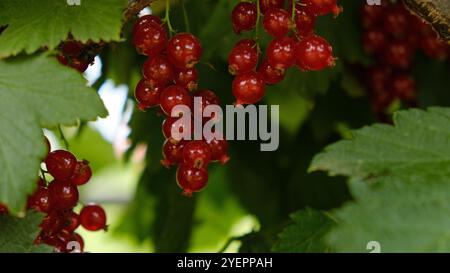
[40,210,65,235]
[263,8,292,38]
[80,204,107,231]
[183,140,212,168]
[258,58,285,85]
[132,15,162,36]
[161,139,186,168]
[27,187,51,213]
[232,71,266,105]
[135,79,161,111]
[266,37,296,72]
[133,22,167,57]
[175,68,198,91]
[259,0,285,14]
[162,117,192,141]
[383,41,413,69]
[207,138,230,164]
[228,39,258,75]
[294,6,317,37]
[390,74,416,101]
[231,2,257,34]
[71,160,92,186]
[48,180,79,210]
[160,85,192,116]
[363,28,387,54]
[295,35,335,71]
[64,211,80,232]
[167,33,202,69]
[176,165,208,196]
[142,55,174,88]
[45,150,77,180]
[304,0,341,16]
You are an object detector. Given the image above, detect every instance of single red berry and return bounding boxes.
[420,34,449,60]
[48,180,79,210]
[60,41,84,57]
[176,165,208,196]
[258,58,285,85]
[132,22,167,57]
[363,28,387,54]
[160,85,192,116]
[80,204,107,231]
[167,33,202,69]
[304,0,342,16]
[228,39,258,75]
[27,187,51,213]
[183,140,212,168]
[207,138,230,164]
[45,150,77,180]
[73,233,84,252]
[142,55,175,88]
[383,40,414,69]
[295,34,335,71]
[135,79,162,111]
[263,8,292,37]
[71,160,92,186]
[175,68,199,91]
[192,89,221,112]
[294,6,317,37]
[266,36,296,72]
[132,15,162,37]
[360,3,384,29]
[161,139,186,168]
[64,211,80,232]
[383,5,409,38]
[259,0,285,14]
[162,117,192,141]
[231,2,257,33]
[390,74,416,101]
[232,71,266,105]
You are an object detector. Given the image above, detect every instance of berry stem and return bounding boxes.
[254,0,261,41]
[180,0,191,33]
[40,168,47,184]
[291,0,296,21]
[58,125,69,150]
[163,0,176,37]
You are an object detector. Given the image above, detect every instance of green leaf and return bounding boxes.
[0,211,52,253]
[310,107,450,252]
[0,0,127,58]
[272,209,335,253]
[0,55,107,212]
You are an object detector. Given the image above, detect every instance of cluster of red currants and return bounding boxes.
[229,0,340,104]
[1,138,107,253]
[57,40,99,73]
[132,15,230,196]
[361,0,450,118]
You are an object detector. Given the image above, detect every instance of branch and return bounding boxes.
[124,0,155,22]
[403,0,450,43]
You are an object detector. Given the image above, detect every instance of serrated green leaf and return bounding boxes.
[0,0,128,58]
[0,211,52,253]
[272,209,335,253]
[0,55,107,212]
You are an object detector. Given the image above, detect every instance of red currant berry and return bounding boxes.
[60,41,84,57]
[259,0,285,14]
[162,117,192,140]
[160,85,192,116]
[294,6,317,37]
[175,68,199,91]
[363,28,387,54]
[71,160,92,186]
[390,74,416,101]
[383,5,409,38]
[207,138,230,164]
[360,3,384,29]
[142,55,175,88]
[266,36,296,72]
[45,150,77,180]
[176,165,208,196]
[420,34,449,60]
[228,39,258,75]
[192,89,221,112]
[231,2,257,33]
[161,139,186,168]
[258,58,285,85]
[135,79,162,111]
[366,66,391,96]
[80,204,107,231]
[232,71,266,105]
[295,35,335,71]
[73,233,84,252]
[27,187,50,213]
[383,40,414,69]
[48,180,79,210]
[183,140,212,168]
[263,8,292,37]
[132,22,167,57]
[167,33,202,69]
[40,210,66,235]
[304,0,342,16]
[132,15,162,37]
[64,211,80,232]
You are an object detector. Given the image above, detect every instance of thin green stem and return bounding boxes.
[58,125,69,150]
[254,0,261,42]
[163,0,176,36]
[40,168,47,185]
[180,0,190,33]
[291,0,296,21]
